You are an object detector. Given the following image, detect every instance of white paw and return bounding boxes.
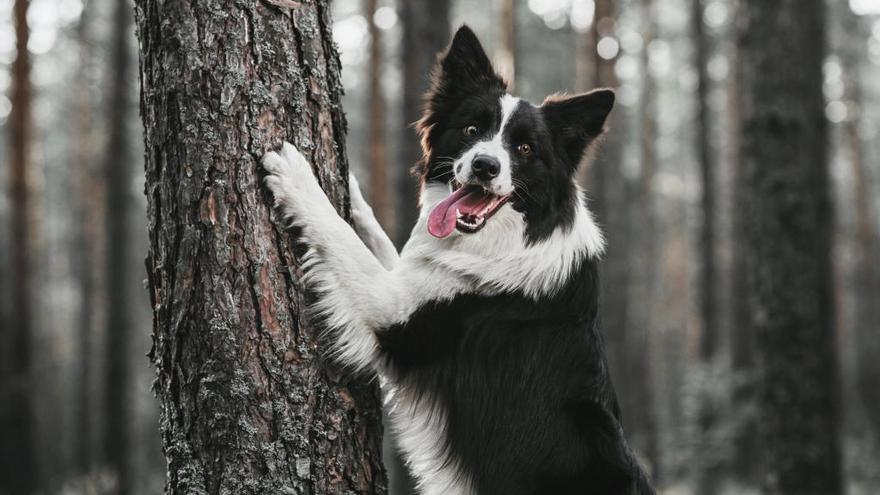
[262,142,331,221]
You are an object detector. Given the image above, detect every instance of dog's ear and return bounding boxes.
[541,89,615,166]
[437,26,503,92]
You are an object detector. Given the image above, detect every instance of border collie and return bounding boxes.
[262,26,654,495]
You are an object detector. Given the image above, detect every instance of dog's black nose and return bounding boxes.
[472,155,500,181]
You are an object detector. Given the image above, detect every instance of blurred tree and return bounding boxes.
[586,0,651,470]
[135,0,386,492]
[737,0,843,493]
[366,0,393,233]
[838,6,880,447]
[103,0,136,492]
[495,0,517,89]
[630,0,660,478]
[0,0,37,493]
[72,0,104,478]
[727,27,759,485]
[397,0,450,245]
[692,0,717,361]
[691,0,721,491]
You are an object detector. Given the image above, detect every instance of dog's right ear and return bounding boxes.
[435,26,504,94]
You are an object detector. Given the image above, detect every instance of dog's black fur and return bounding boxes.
[377,26,655,494]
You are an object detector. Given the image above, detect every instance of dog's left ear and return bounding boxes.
[542,89,615,166]
[437,26,505,93]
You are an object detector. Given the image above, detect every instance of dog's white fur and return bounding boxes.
[262,105,605,492]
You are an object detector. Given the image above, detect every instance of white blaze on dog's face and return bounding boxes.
[416,26,615,244]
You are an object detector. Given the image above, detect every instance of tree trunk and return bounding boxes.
[72,0,105,478]
[395,0,450,247]
[838,9,880,445]
[692,0,717,361]
[737,1,843,493]
[495,0,516,90]
[366,0,392,235]
[691,0,722,491]
[135,1,387,493]
[588,0,640,461]
[727,23,759,484]
[396,0,450,245]
[0,0,37,492]
[628,0,659,478]
[104,0,136,492]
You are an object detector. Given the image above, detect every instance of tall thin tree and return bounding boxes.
[366,0,393,233]
[135,0,387,492]
[72,0,104,478]
[495,0,517,90]
[737,1,843,492]
[103,0,136,492]
[397,0,450,245]
[1,0,37,492]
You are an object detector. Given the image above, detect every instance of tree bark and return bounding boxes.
[396,0,450,245]
[0,0,37,492]
[135,1,387,493]
[737,1,843,493]
[366,0,392,234]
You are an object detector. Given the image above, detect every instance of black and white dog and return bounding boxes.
[263,26,654,495]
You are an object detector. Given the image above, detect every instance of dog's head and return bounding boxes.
[416,26,614,243]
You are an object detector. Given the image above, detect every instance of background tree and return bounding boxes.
[366,0,393,234]
[134,1,386,492]
[396,0,451,245]
[0,0,37,492]
[104,0,136,492]
[737,0,843,492]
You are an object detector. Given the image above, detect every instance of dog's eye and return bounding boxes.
[464,125,478,136]
[518,143,532,155]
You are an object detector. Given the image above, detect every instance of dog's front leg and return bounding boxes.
[348,174,399,271]
[262,142,395,372]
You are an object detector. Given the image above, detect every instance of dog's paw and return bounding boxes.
[262,142,328,217]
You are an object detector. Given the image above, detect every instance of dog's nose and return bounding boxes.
[472,155,500,182]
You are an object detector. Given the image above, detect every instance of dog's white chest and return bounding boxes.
[384,383,475,495]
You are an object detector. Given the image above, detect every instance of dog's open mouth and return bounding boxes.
[427,182,510,238]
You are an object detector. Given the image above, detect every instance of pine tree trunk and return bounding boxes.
[396,0,450,245]
[134,1,387,493]
[737,1,843,493]
[0,0,37,492]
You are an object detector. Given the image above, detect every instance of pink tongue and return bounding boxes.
[427,186,490,238]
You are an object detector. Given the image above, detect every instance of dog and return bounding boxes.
[262,25,654,495]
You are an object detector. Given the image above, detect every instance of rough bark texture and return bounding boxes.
[135,1,387,493]
[396,0,450,245]
[366,0,392,233]
[0,0,37,492]
[104,0,136,492]
[738,1,843,493]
